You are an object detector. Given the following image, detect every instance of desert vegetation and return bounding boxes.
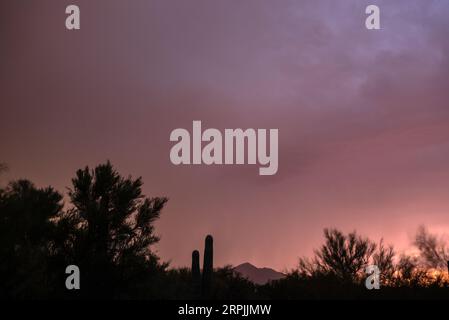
[0,162,448,299]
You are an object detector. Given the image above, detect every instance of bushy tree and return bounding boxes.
[62,161,168,298]
[299,229,376,282]
[414,225,449,269]
[0,180,63,298]
[373,239,395,285]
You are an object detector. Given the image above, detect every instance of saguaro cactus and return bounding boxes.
[192,250,201,296]
[202,235,213,297]
[191,235,214,298]
[192,250,201,279]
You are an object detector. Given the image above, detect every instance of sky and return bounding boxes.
[1,0,449,271]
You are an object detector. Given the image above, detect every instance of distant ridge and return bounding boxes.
[234,262,285,285]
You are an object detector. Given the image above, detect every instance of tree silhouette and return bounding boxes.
[299,228,376,282]
[62,161,168,298]
[373,239,395,285]
[414,225,449,270]
[0,180,63,298]
[393,254,429,287]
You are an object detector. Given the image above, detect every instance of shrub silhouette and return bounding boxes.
[298,228,376,283]
[0,180,63,298]
[373,240,396,286]
[414,225,449,270]
[265,228,449,299]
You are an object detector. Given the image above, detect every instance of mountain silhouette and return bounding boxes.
[234,262,285,285]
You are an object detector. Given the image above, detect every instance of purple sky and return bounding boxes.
[1,0,449,270]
